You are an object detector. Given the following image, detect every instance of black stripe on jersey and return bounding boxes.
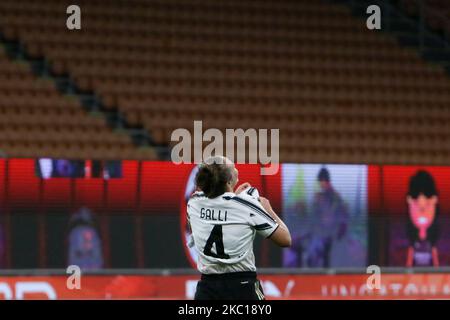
[254,223,272,231]
[247,187,255,196]
[266,224,279,239]
[231,197,276,223]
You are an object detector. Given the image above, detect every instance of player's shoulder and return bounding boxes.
[238,186,260,199]
[229,187,261,206]
[188,191,206,203]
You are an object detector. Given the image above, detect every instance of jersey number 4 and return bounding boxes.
[203,225,230,259]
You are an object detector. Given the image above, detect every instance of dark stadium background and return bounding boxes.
[0,0,450,299]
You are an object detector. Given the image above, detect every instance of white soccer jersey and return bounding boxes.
[187,187,279,274]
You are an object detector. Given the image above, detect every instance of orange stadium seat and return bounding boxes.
[0,0,449,163]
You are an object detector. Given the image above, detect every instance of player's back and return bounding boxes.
[187,188,278,274]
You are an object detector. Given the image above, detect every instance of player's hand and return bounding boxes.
[235,182,251,194]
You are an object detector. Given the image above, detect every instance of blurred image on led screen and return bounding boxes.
[383,166,450,267]
[36,159,122,179]
[282,164,368,268]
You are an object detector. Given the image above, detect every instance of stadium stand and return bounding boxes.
[399,0,450,34]
[0,44,158,160]
[0,0,449,164]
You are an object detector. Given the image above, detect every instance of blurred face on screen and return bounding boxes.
[319,180,331,191]
[407,194,438,240]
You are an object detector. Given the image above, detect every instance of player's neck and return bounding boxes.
[225,184,235,193]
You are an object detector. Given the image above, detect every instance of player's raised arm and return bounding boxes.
[259,197,292,248]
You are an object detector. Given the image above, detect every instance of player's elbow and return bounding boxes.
[269,227,292,248]
[279,226,292,247]
[279,234,292,248]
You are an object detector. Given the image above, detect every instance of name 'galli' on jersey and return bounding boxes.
[200,207,228,221]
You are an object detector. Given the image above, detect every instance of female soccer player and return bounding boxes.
[187,156,291,300]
